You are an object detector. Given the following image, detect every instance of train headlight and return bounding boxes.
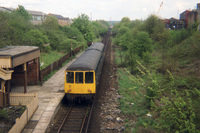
[88,89,92,93]
[67,89,71,93]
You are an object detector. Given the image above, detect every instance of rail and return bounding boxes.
[53,101,92,133]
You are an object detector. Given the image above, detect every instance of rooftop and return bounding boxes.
[27,10,47,16]
[0,46,39,57]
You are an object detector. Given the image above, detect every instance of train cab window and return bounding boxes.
[66,72,74,83]
[75,72,83,83]
[85,72,93,83]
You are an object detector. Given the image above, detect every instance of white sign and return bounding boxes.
[41,62,44,66]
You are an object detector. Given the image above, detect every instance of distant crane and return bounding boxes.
[157,1,164,15]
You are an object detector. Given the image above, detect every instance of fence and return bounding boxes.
[10,93,37,105]
[41,46,82,78]
[9,93,38,133]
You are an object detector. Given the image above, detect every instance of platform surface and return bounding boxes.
[11,52,83,133]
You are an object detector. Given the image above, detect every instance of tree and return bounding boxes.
[42,16,59,30]
[26,29,49,47]
[128,31,152,59]
[0,11,10,47]
[14,5,31,20]
[60,26,85,43]
[121,17,131,27]
[58,39,78,53]
[91,21,109,38]
[71,14,94,43]
[144,14,161,35]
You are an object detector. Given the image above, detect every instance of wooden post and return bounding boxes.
[7,80,11,105]
[24,63,27,93]
[36,58,39,85]
[71,40,72,61]
[2,81,5,107]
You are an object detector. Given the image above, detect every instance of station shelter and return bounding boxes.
[0,46,40,107]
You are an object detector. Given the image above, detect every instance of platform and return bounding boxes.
[11,52,83,133]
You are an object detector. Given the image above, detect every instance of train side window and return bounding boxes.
[85,72,93,83]
[0,82,2,92]
[75,72,83,83]
[66,72,74,83]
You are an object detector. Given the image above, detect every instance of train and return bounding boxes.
[64,42,106,101]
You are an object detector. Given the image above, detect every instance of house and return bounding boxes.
[0,6,15,13]
[48,13,71,26]
[27,10,47,25]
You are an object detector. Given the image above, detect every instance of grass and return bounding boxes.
[42,52,79,82]
[40,51,65,69]
[117,68,156,132]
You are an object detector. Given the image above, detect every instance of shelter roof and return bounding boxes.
[0,46,39,57]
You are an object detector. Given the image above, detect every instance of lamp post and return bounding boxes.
[71,37,76,61]
[40,43,50,86]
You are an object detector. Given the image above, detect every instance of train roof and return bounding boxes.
[66,42,105,71]
[86,42,104,52]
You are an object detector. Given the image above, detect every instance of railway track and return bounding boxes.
[46,100,93,133]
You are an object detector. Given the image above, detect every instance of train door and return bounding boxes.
[85,71,95,94]
[74,71,84,93]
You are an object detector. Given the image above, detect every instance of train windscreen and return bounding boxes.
[75,72,83,83]
[85,72,93,83]
[66,72,74,83]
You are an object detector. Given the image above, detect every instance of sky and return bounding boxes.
[0,0,200,21]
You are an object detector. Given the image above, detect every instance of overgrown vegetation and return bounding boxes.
[0,5,109,55]
[114,14,200,132]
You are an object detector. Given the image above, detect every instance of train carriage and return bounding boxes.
[64,42,105,101]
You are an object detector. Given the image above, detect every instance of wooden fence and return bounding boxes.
[10,93,37,105]
[41,46,82,78]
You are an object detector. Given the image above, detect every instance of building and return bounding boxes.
[48,13,71,26]
[180,10,191,28]
[188,9,198,25]
[0,6,14,13]
[27,10,47,25]
[169,17,184,30]
[0,6,72,26]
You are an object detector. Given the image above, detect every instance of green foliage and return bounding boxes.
[129,19,144,30]
[43,30,60,50]
[25,29,49,47]
[42,15,59,30]
[120,17,131,27]
[114,26,130,46]
[113,10,200,133]
[71,14,95,43]
[14,5,32,20]
[0,9,33,47]
[60,26,85,43]
[144,14,161,35]
[91,20,109,38]
[117,68,148,116]
[58,39,78,53]
[167,29,190,47]
[129,31,152,59]
[0,108,9,120]
[152,71,198,133]
[41,51,64,68]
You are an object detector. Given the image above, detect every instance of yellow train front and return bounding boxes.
[64,42,105,101]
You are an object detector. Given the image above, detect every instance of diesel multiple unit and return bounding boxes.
[64,42,105,100]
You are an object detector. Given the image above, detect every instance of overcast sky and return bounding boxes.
[0,0,199,21]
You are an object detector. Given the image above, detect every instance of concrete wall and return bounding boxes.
[9,93,38,133]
